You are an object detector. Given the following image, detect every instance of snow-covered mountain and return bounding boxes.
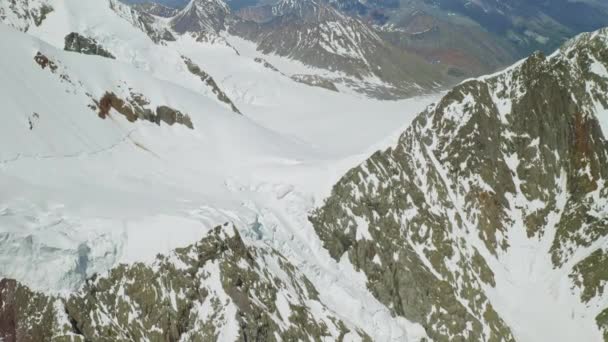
[311,28,608,341]
[1,0,608,341]
[170,0,231,35]
[114,0,455,98]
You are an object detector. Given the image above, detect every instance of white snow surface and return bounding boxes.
[0,1,436,340]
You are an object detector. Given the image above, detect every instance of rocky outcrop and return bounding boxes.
[97,91,194,129]
[253,57,281,73]
[310,28,608,340]
[0,224,369,341]
[291,74,339,92]
[182,56,241,114]
[64,32,115,59]
[33,51,57,72]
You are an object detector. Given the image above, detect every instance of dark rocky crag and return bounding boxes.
[0,224,370,341]
[64,32,116,59]
[97,91,194,129]
[310,28,608,340]
[291,74,339,92]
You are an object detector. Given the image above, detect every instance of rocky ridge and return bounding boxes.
[182,56,242,114]
[0,224,370,341]
[132,2,179,17]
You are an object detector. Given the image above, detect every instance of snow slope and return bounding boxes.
[0,1,437,339]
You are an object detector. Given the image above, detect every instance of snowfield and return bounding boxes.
[0,1,437,339]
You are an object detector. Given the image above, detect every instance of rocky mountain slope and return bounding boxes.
[1,224,370,341]
[311,28,608,340]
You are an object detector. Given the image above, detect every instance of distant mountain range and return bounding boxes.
[122,0,608,79]
[337,0,608,73]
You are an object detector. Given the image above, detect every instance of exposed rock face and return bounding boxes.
[97,91,194,129]
[182,56,242,114]
[291,74,339,92]
[254,57,281,73]
[64,32,115,59]
[33,51,58,72]
[0,224,370,341]
[310,28,608,340]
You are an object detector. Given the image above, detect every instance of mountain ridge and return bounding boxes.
[310,26,608,341]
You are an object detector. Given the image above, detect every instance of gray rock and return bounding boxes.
[64,32,115,59]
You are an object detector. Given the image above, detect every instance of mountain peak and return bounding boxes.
[171,0,230,33]
[271,0,342,22]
